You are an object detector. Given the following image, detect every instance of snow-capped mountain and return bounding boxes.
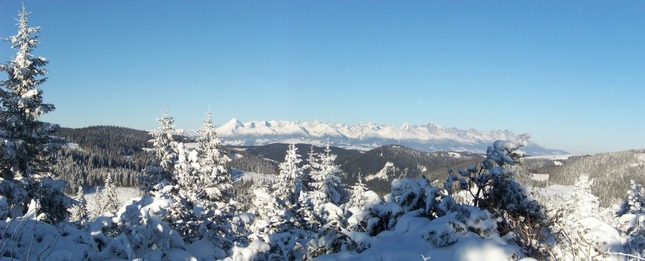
[179,118,566,155]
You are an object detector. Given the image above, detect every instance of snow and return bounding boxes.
[635,153,645,162]
[525,154,575,160]
[530,173,550,182]
[173,118,562,154]
[85,186,142,216]
[364,161,395,181]
[531,184,574,198]
[318,212,521,261]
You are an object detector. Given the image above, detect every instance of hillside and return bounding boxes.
[237,143,484,195]
[528,149,645,206]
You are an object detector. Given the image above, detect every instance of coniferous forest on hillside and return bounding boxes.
[1,6,644,261]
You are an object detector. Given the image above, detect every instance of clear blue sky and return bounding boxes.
[1,1,643,154]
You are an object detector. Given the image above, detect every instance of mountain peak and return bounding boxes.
[209,119,564,155]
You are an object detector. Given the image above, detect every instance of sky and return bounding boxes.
[0,1,643,154]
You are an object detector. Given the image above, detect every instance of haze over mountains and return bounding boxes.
[179,118,567,155]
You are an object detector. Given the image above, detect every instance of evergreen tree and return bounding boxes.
[70,185,89,225]
[552,175,623,260]
[175,142,200,199]
[347,173,368,210]
[0,5,68,223]
[569,174,599,220]
[143,110,178,191]
[318,142,345,205]
[274,143,304,210]
[103,173,120,214]
[196,111,231,204]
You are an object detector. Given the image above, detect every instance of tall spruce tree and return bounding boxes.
[143,110,178,191]
[0,5,67,222]
[347,173,368,210]
[318,142,345,205]
[196,111,231,204]
[69,185,89,225]
[274,143,304,210]
[103,173,120,214]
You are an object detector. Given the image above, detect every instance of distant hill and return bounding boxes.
[178,119,567,155]
[526,149,645,207]
[53,126,156,193]
[237,143,485,195]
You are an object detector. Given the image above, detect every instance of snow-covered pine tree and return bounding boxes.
[70,185,89,225]
[143,110,179,191]
[274,143,304,211]
[570,174,599,220]
[307,146,326,206]
[346,173,368,210]
[319,142,345,205]
[174,142,200,199]
[196,111,231,205]
[552,174,625,260]
[303,145,320,191]
[0,5,68,223]
[103,173,120,214]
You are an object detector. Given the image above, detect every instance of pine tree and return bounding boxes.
[569,174,599,220]
[552,174,616,260]
[319,142,345,205]
[70,185,89,225]
[0,5,68,223]
[196,111,231,204]
[347,173,368,210]
[175,142,199,199]
[103,173,120,214]
[274,143,304,209]
[143,110,178,191]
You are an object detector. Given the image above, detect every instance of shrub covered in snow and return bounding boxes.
[444,134,549,257]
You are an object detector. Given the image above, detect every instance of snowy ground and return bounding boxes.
[231,169,277,183]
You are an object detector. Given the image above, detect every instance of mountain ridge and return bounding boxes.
[179,119,567,155]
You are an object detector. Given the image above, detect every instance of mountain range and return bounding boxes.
[179,119,567,155]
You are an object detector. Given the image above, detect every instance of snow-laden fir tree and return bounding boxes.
[143,110,179,191]
[0,5,68,223]
[569,174,599,220]
[196,111,231,205]
[274,143,304,211]
[102,173,120,214]
[551,174,625,261]
[174,142,200,199]
[69,185,89,225]
[346,173,368,210]
[317,142,345,205]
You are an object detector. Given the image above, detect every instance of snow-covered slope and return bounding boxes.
[180,119,566,155]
